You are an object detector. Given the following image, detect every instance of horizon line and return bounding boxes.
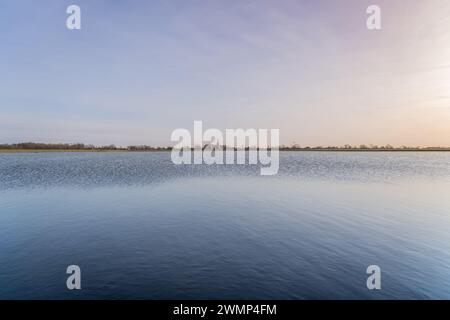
[1,142,450,151]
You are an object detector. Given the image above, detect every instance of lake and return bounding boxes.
[0,151,449,299]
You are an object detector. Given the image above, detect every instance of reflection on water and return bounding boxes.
[0,152,449,299]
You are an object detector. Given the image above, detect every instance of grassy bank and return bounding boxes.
[0,149,109,153]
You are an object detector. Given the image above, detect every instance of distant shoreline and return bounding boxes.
[1,148,450,153]
[2,143,450,153]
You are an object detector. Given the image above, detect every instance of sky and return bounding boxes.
[0,0,449,147]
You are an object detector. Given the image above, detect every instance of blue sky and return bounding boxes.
[1,0,449,146]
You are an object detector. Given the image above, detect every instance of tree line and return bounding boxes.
[0,143,170,151]
[0,142,449,151]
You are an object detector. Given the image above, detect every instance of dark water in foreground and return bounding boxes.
[0,152,449,299]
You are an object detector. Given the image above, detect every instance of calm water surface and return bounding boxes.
[0,152,449,299]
